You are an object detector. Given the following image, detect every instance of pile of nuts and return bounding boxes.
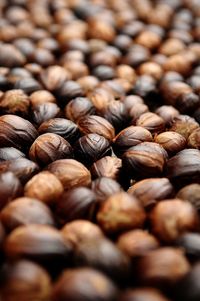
[1,0,200,300]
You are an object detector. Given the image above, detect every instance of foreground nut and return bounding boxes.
[24,171,64,205]
[97,192,146,234]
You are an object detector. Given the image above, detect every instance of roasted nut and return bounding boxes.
[117,229,159,259]
[56,187,97,224]
[137,248,190,287]
[113,126,153,155]
[0,260,51,301]
[65,97,95,123]
[30,90,56,107]
[24,171,64,205]
[29,133,73,166]
[74,238,130,281]
[0,172,23,210]
[46,159,91,190]
[61,220,104,248]
[136,112,165,135]
[0,158,39,184]
[31,102,61,126]
[78,115,115,141]
[119,288,170,301]
[150,199,199,242]
[38,118,80,144]
[128,178,174,209]
[155,131,186,154]
[188,128,200,149]
[5,224,72,262]
[0,114,38,150]
[122,142,168,179]
[170,115,199,139]
[97,192,146,234]
[74,134,111,165]
[90,156,122,181]
[166,149,200,186]
[0,147,25,161]
[1,197,55,231]
[175,233,200,260]
[155,105,180,125]
[0,89,30,116]
[40,65,70,91]
[52,267,118,301]
[176,184,200,211]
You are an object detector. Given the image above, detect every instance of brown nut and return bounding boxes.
[1,197,55,231]
[117,229,159,259]
[155,131,186,154]
[24,171,64,205]
[177,184,200,211]
[97,192,146,235]
[169,115,199,139]
[119,288,170,301]
[150,199,199,242]
[46,159,91,190]
[136,112,165,135]
[188,128,200,149]
[128,178,174,209]
[90,156,122,181]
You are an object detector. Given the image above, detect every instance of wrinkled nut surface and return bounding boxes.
[46,159,91,190]
[97,192,146,234]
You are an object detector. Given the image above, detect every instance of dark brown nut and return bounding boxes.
[117,229,159,259]
[128,178,174,209]
[40,65,70,91]
[91,177,122,203]
[0,158,39,184]
[65,97,95,123]
[159,38,185,56]
[52,267,118,301]
[74,134,111,166]
[0,172,23,210]
[24,171,64,205]
[46,159,91,190]
[119,288,170,301]
[14,77,42,94]
[176,93,200,114]
[74,238,130,281]
[56,80,83,104]
[30,90,56,107]
[0,114,38,150]
[90,156,122,181]
[25,63,43,76]
[175,233,200,260]
[138,62,163,80]
[38,118,80,144]
[136,112,165,135]
[129,103,149,123]
[137,248,190,288]
[5,224,72,262]
[0,220,5,249]
[56,187,97,224]
[32,48,54,67]
[61,220,104,248]
[97,192,146,235]
[150,199,199,243]
[0,44,26,67]
[88,19,116,42]
[113,126,153,155]
[170,115,199,139]
[177,184,200,211]
[161,81,192,106]
[29,133,73,166]
[93,65,115,80]
[31,102,61,126]
[166,149,200,186]
[155,105,180,126]
[0,89,30,116]
[102,100,128,131]
[122,142,168,179]
[1,197,55,231]
[188,128,200,149]
[78,115,115,141]
[0,260,51,301]
[0,147,25,161]
[155,131,186,155]
[173,263,200,301]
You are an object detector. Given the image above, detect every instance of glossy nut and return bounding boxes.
[155,131,186,154]
[90,156,122,181]
[176,184,200,211]
[136,112,165,135]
